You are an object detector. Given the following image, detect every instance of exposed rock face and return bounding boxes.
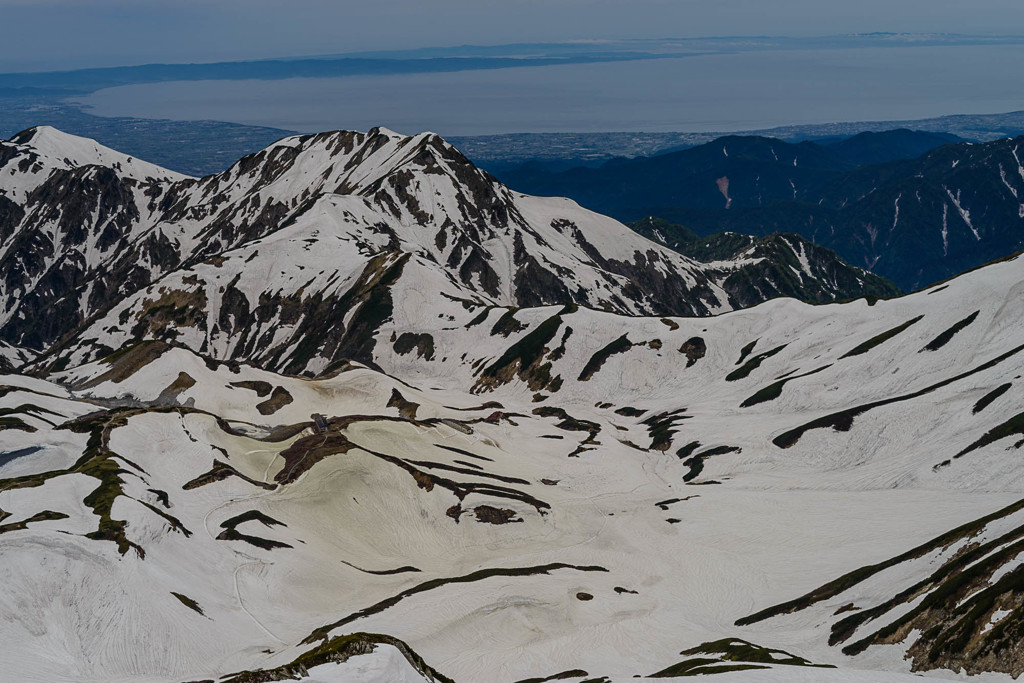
[631,218,902,305]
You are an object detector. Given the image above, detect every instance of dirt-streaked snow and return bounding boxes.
[2,128,1024,683]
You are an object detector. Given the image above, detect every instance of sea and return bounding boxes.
[76,44,1024,137]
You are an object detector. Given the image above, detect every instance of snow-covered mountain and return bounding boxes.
[498,132,1024,292]
[629,217,902,305]
[1,128,1023,683]
[1,127,890,364]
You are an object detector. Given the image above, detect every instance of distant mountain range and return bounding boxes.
[454,111,1024,169]
[497,130,1024,291]
[629,219,900,305]
[498,129,961,210]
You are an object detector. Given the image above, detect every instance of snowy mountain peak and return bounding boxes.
[205,126,479,209]
[6,125,189,182]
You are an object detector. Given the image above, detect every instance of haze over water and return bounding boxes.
[77,44,1024,136]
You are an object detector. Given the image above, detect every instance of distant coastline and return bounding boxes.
[2,35,1024,176]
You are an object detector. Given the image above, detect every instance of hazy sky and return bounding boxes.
[3,0,1024,72]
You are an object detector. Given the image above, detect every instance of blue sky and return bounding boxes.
[2,0,1024,72]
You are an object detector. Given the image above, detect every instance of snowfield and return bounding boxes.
[1,128,1023,682]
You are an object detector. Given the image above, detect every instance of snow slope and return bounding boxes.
[0,251,1022,681]
[1,127,891,359]
[0,125,187,202]
[1,128,1023,682]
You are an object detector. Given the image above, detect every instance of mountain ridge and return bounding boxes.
[497,130,1024,290]
[2,125,1023,683]
[0,126,892,371]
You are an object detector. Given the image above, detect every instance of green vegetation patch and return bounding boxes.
[0,405,269,555]
[650,637,834,677]
[0,510,69,535]
[171,592,205,616]
[78,454,140,555]
[478,313,564,392]
[578,335,633,381]
[56,406,199,555]
[974,384,1012,415]
[222,632,454,683]
[774,342,1024,449]
[55,410,150,556]
[740,364,831,408]
[726,344,787,382]
[256,386,293,416]
[953,410,1024,461]
[393,332,435,360]
[514,670,589,683]
[921,311,979,352]
[304,563,608,643]
[841,315,923,358]
[682,446,741,483]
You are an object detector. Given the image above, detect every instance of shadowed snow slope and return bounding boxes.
[0,129,1023,683]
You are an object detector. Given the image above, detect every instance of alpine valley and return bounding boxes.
[1,126,1024,683]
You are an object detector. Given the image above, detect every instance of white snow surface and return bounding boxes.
[0,126,186,204]
[0,340,35,368]
[14,126,189,182]
[2,128,1024,683]
[1,252,1023,681]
